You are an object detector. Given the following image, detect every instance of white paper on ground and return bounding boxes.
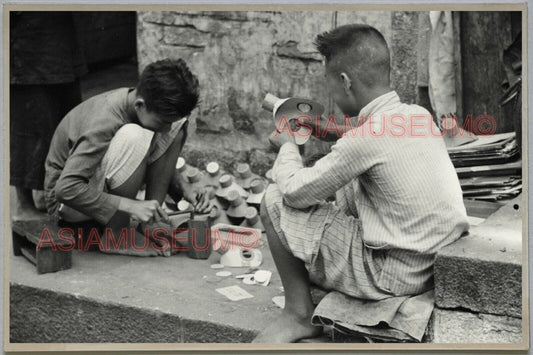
[272,296,285,309]
[467,215,486,226]
[216,285,254,301]
[216,270,232,277]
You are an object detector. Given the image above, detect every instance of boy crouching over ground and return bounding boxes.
[254,24,469,343]
[44,58,210,256]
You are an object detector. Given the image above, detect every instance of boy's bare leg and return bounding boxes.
[142,129,186,255]
[145,129,185,204]
[104,153,161,256]
[11,186,44,221]
[32,189,47,211]
[252,198,322,343]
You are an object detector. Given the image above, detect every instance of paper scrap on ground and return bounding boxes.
[216,270,232,277]
[210,263,225,269]
[216,285,254,301]
[272,296,285,309]
[254,270,272,286]
[467,215,486,226]
[243,275,256,285]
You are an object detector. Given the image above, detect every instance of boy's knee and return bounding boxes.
[106,123,154,162]
[260,183,282,225]
[114,123,153,146]
[102,124,154,190]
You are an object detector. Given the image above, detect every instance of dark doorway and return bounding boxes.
[74,12,139,99]
[460,11,522,134]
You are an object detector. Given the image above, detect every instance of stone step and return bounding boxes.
[434,195,523,318]
[427,308,523,344]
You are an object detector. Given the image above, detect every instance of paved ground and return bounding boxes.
[9,225,285,339]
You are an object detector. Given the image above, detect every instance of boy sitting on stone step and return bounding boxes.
[254,24,469,343]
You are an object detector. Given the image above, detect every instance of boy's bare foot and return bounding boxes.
[11,206,44,222]
[32,190,47,211]
[252,310,322,343]
[11,187,45,221]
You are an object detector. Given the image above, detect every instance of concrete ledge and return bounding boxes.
[427,308,523,343]
[9,243,282,343]
[434,196,523,318]
[10,283,254,343]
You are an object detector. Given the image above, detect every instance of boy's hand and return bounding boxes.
[268,129,295,150]
[184,187,211,213]
[119,198,168,224]
[297,115,343,142]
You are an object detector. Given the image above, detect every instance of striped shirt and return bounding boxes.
[272,91,469,295]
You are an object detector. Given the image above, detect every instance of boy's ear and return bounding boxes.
[340,72,352,95]
[134,98,146,111]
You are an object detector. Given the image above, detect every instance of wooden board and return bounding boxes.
[187,219,211,260]
[11,218,72,274]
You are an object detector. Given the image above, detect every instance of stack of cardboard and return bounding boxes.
[448,132,522,202]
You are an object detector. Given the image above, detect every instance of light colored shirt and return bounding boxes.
[272,91,469,295]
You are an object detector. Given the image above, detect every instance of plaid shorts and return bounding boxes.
[264,184,392,300]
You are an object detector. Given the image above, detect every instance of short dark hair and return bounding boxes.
[137,58,199,119]
[314,24,390,87]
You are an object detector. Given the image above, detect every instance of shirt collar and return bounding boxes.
[357,90,400,123]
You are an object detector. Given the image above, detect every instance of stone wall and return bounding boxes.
[137,11,419,174]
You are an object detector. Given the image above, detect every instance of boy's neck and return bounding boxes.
[360,86,392,109]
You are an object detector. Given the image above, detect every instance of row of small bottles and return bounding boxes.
[174,158,275,231]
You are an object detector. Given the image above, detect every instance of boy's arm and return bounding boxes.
[54,123,128,225]
[56,128,166,224]
[50,114,162,224]
[117,197,166,223]
[272,134,383,209]
[145,125,187,204]
[298,115,351,142]
[165,122,210,212]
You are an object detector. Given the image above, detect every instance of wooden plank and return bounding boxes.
[12,230,23,256]
[187,219,211,260]
[36,248,72,274]
[12,218,73,274]
[12,219,71,247]
[455,159,522,177]
[20,247,37,265]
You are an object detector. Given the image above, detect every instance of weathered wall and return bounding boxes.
[137,11,418,174]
